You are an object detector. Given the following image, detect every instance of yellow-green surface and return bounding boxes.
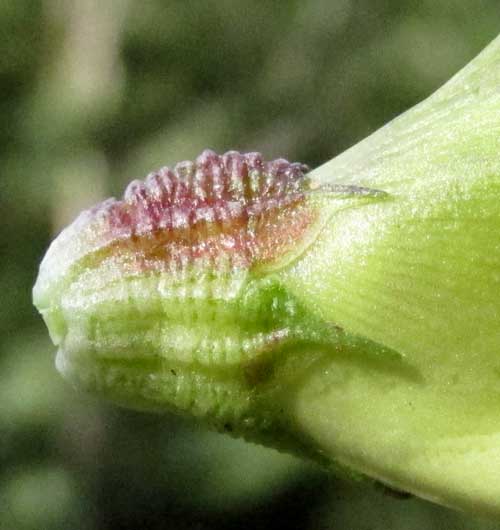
[35,30,500,517]
[281,35,500,515]
[5,1,500,529]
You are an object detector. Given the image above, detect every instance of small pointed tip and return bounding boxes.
[307,182,389,199]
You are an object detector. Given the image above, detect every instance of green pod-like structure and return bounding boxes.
[34,34,500,515]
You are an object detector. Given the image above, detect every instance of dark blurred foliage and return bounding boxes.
[1,1,499,529]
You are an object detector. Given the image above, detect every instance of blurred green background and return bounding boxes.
[2,1,500,528]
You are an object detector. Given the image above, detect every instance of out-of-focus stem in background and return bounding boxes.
[36,0,129,232]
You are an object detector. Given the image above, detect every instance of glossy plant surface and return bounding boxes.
[34,34,500,516]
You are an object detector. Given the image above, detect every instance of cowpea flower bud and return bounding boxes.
[34,34,500,516]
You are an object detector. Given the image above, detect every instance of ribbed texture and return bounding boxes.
[92,149,312,273]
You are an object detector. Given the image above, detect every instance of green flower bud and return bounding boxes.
[33,149,386,441]
[34,34,500,515]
